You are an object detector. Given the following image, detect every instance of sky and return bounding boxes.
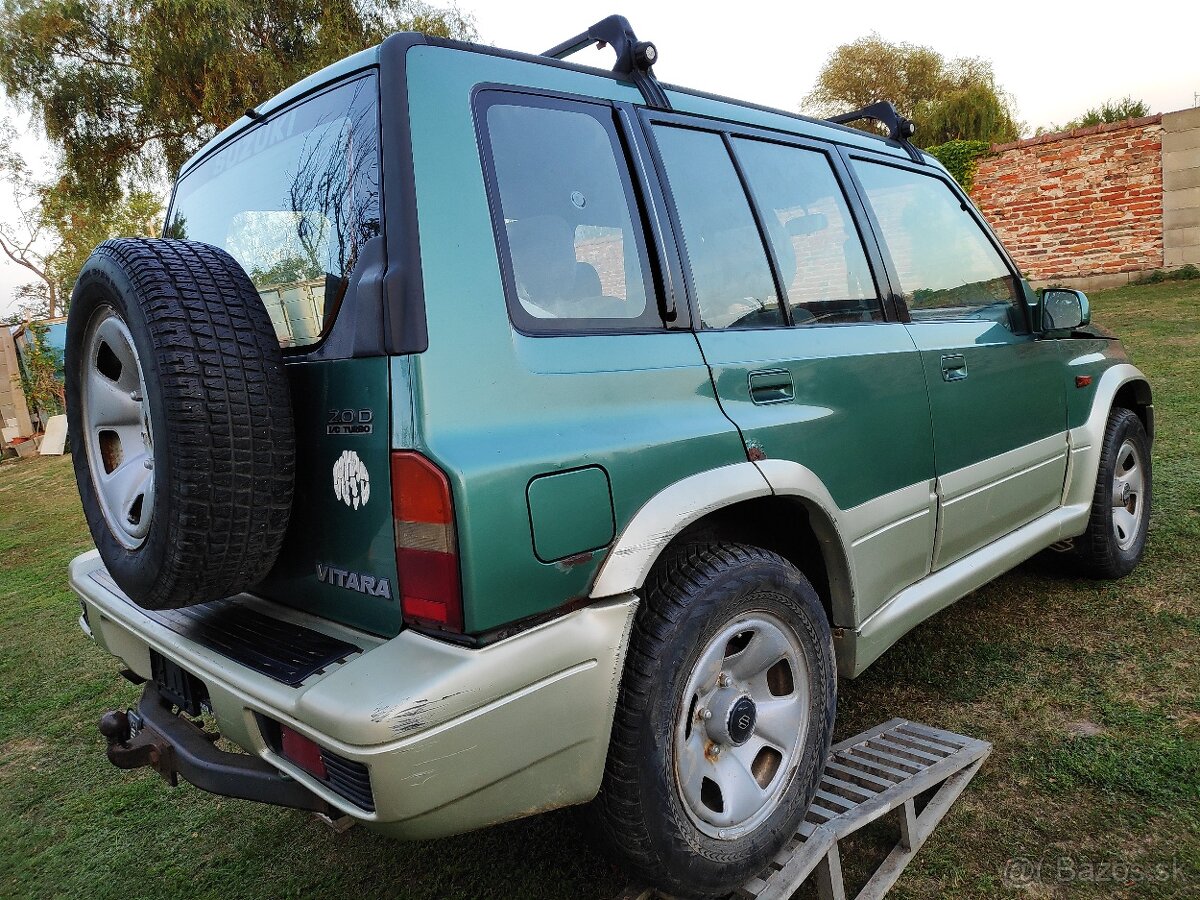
[3,0,1197,317]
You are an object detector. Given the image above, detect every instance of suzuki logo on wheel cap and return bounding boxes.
[333,449,370,509]
[727,696,757,745]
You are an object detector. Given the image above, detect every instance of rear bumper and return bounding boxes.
[70,550,637,838]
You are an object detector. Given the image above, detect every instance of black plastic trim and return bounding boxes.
[378,32,432,355]
[124,594,361,687]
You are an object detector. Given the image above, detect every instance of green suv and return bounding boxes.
[64,16,1153,898]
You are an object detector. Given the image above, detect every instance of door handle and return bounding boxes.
[940,354,967,382]
[748,369,795,404]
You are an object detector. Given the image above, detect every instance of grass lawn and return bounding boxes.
[1,280,1197,899]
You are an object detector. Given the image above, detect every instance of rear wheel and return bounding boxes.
[1070,407,1151,578]
[590,543,836,898]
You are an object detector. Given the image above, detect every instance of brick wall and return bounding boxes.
[971,116,1164,286]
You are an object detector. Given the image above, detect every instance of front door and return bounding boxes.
[643,116,938,622]
[847,155,1068,569]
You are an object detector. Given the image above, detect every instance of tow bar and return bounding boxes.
[99,682,333,814]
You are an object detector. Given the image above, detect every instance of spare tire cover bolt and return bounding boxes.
[699,707,713,720]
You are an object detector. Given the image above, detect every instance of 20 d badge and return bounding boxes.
[327,408,374,435]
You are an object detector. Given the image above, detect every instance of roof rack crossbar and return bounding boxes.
[828,101,923,163]
[542,14,671,110]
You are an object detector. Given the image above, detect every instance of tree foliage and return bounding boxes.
[925,139,992,191]
[16,321,65,420]
[0,121,161,319]
[1069,97,1151,128]
[804,33,1020,147]
[0,0,476,211]
[1035,97,1153,136]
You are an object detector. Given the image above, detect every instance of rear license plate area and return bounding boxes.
[150,650,210,717]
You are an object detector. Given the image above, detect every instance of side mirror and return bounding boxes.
[1041,288,1090,331]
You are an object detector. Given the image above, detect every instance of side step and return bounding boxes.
[622,719,992,900]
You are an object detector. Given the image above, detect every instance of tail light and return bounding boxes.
[391,451,463,632]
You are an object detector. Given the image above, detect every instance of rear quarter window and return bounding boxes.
[476,91,662,334]
[166,74,380,349]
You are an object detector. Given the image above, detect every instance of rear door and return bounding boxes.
[642,114,938,622]
[845,154,1068,569]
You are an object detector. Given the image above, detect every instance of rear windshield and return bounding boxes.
[166,74,380,348]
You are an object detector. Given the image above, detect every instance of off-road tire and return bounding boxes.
[1070,407,1151,579]
[589,543,836,899]
[66,239,294,609]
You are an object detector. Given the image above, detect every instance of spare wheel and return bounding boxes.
[65,239,295,610]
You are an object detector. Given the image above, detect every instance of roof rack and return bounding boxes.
[543,14,671,110]
[827,101,923,163]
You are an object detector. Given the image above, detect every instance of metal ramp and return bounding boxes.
[622,719,991,900]
[740,719,991,900]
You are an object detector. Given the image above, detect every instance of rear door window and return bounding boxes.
[166,74,380,348]
[478,93,659,333]
[732,138,882,324]
[652,125,784,330]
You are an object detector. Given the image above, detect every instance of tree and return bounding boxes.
[0,1,476,211]
[0,120,161,319]
[1035,98,1153,136]
[804,34,1020,147]
[0,121,60,317]
[16,321,65,421]
[1068,97,1151,128]
[924,140,992,191]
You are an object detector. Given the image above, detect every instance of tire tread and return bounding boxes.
[70,238,294,609]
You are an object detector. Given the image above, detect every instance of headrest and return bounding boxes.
[506,216,577,305]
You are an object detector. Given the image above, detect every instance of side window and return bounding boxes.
[653,126,784,330]
[479,94,658,333]
[167,75,380,348]
[851,159,1020,327]
[733,138,882,325]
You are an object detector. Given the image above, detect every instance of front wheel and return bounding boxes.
[1071,407,1151,578]
[590,543,836,898]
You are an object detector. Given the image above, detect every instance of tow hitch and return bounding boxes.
[99,682,333,814]
[100,706,189,782]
